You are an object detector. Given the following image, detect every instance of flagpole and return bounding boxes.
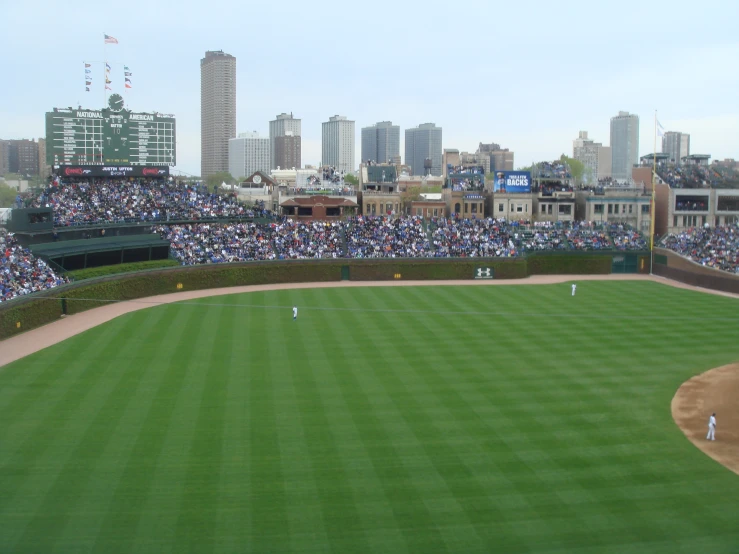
[103,35,107,108]
[649,110,657,275]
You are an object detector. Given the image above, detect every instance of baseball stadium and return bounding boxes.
[2,160,739,553]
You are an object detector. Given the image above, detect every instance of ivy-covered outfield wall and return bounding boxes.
[0,254,616,340]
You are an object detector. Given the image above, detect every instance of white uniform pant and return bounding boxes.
[707,425,715,440]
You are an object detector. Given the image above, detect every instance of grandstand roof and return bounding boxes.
[30,235,170,258]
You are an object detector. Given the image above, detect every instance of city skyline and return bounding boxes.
[1,0,737,177]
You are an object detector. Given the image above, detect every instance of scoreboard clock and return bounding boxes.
[45,102,176,167]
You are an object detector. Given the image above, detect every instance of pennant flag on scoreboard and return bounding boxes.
[105,84,112,90]
[85,63,91,68]
[106,77,112,84]
[125,72,132,76]
[124,65,130,70]
[104,34,118,44]
[125,77,131,83]
[125,83,132,89]
[86,81,91,86]
[106,63,111,71]
[85,69,91,74]
[86,87,90,92]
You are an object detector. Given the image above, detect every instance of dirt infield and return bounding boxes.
[672,364,739,475]
[1,273,738,475]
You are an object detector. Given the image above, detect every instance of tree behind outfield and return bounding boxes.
[0,182,18,208]
[205,172,235,190]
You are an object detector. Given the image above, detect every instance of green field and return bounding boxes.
[1,281,739,553]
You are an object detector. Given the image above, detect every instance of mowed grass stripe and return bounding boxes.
[310,289,451,554]
[0,311,167,552]
[12,306,179,553]
[88,305,211,553]
[214,301,253,553]
[281,290,373,553]
[53,305,199,553]
[171,303,232,553]
[247,301,290,554]
[348,286,519,553]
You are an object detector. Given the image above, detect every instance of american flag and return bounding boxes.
[104,34,118,44]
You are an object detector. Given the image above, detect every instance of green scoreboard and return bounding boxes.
[45,94,176,167]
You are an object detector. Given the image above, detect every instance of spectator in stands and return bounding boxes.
[0,229,69,303]
[661,225,739,273]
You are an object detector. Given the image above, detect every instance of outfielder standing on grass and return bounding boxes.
[707,412,716,441]
[571,283,577,297]
[293,306,298,321]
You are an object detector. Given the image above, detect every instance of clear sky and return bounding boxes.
[1,0,737,176]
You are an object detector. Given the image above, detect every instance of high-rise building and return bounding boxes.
[269,113,301,170]
[274,133,301,170]
[361,121,400,164]
[228,132,270,180]
[37,138,50,179]
[573,131,611,183]
[610,111,639,181]
[477,142,514,172]
[405,123,442,176]
[201,50,236,178]
[6,139,40,176]
[0,140,9,176]
[322,115,355,173]
[662,131,690,165]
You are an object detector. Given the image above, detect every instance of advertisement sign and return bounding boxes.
[56,165,170,178]
[494,171,531,193]
[474,267,494,280]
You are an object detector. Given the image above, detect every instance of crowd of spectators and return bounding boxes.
[346,216,432,258]
[155,223,275,265]
[564,222,611,250]
[1,229,69,303]
[430,218,518,257]
[655,163,722,189]
[661,226,739,273]
[517,222,567,251]
[28,177,273,227]
[607,224,649,251]
[272,221,344,259]
[675,199,708,211]
[536,161,571,180]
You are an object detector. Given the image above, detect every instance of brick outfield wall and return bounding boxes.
[653,248,739,294]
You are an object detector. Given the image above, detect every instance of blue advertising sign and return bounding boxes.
[494,171,531,193]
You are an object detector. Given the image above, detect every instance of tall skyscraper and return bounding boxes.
[229,132,270,179]
[573,131,611,183]
[322,115,355,173]
[201,50,236,178]
[361,121,400,164]
[269,113,301,170]
[274,133,301,170]
[405,123,442,176]
[662,131,690,165]
[610,111,639,181]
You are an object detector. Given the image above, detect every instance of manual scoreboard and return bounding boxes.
[45,95,176,167]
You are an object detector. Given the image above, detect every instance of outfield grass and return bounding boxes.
[1,281,739,553]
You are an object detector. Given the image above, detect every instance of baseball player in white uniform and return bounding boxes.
[707,413,716,440]
[571,283,577,297]
[293,306,298,321]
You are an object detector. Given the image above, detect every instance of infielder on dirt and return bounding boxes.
[707,412,716,440]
